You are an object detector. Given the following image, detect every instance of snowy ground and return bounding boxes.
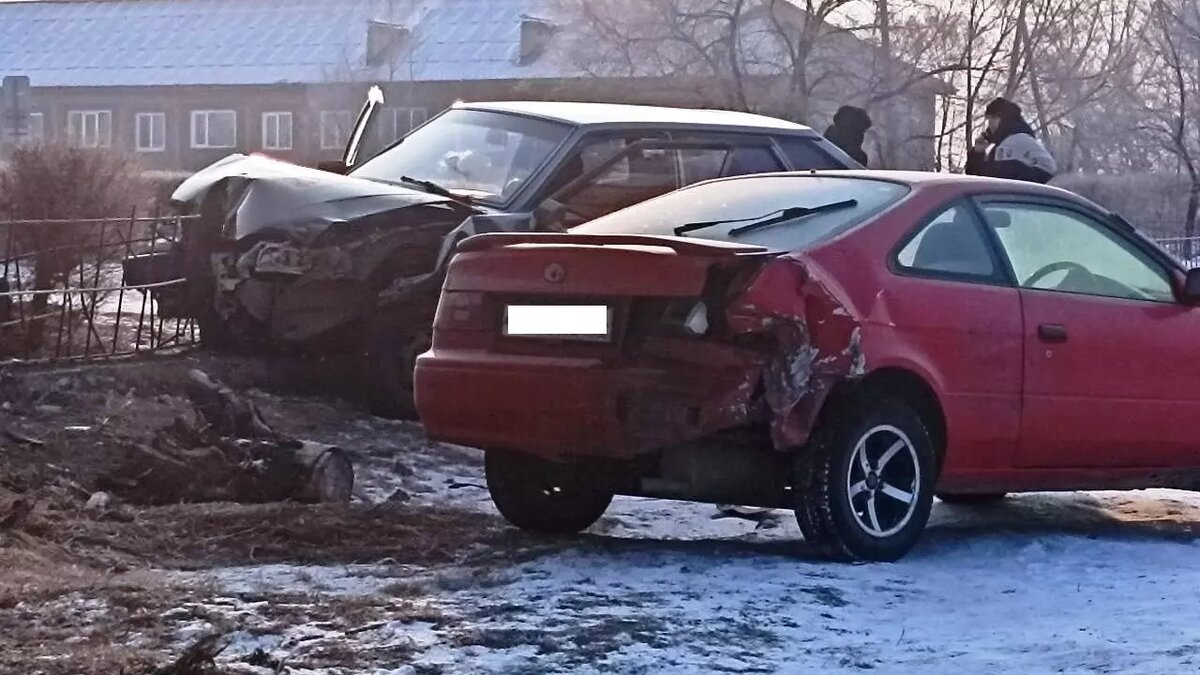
[7,359,1200,673]
[181,433,1200,675]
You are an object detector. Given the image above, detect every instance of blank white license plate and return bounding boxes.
[504,305,612,340]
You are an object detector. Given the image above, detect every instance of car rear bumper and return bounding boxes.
[414,347,762,459]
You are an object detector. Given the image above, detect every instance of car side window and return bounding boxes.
[725,145,786,177]
[775,137,845,170]
[896,203,998,279]
[679,147,731,184]
[982,203,1175,303]
[557,138,681,222]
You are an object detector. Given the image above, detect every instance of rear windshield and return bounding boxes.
[573,175,910,251]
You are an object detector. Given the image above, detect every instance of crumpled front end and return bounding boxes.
[161,153,505,345]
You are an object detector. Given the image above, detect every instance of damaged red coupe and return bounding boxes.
[414,170,1200,561]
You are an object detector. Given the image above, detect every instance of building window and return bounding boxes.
[135,112,166,152]
[26,112,44,141]
[191,110,237,149]
[377,107,429,144]
[67,110,112,148]
[320,110,353,150]
[261,111,293,151]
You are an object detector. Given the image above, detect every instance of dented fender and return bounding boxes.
[724,253,865,451]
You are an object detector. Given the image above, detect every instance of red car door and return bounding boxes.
[889,199,1024,472]
[979,197,1200,469]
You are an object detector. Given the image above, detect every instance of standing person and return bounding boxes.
[966,97,1057,183]
[823,106,872,167]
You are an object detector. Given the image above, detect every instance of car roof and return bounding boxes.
[457,100,814,133]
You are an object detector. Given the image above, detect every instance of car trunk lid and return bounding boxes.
[433,232,775,356]
[445,232,770,297]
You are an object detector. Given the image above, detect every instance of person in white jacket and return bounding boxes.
[965,97,1057,184]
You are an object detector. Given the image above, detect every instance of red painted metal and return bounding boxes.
[415,173,1200,494]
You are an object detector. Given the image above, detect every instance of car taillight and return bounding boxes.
[659,299,710,336]
[434,291,486,331]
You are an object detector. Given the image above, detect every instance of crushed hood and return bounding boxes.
[172,154,463,241]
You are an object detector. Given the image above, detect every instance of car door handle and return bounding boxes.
[1038,323,1068,343]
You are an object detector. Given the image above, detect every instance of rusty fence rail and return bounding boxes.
[0,212,200,363]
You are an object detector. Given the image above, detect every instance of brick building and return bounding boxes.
[0,0,947,171]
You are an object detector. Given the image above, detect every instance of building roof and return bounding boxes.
[462,101,812,131]
[0,0,565,87]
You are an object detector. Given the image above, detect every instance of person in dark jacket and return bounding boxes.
[965,97,1057,183]
[823,106,872,167]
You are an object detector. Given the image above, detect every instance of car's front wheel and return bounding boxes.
[794,395,937,562]
[485,450,613,534]
[365,306,430,420]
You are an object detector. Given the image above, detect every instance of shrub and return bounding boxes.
[0,142,149,355]
[1051,173,1193,238]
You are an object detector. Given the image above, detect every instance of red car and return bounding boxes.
[414,170,1200,561]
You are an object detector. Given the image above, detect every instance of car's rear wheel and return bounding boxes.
[937,492,1007,505]
[794,395,937,562]
[485,450,613,534]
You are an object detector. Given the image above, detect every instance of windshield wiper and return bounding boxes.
[674,199,858,237]
[399,175,474,204]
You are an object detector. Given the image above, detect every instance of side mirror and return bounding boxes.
[317,160,347,174]
[1183,268,1200,304]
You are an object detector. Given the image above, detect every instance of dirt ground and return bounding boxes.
[0,354,542,674]
[8,354,1200,674]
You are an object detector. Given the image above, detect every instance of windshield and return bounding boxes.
[350,108,572,205]
[573,175,910,251]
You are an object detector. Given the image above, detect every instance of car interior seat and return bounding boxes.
[911,209,995,276]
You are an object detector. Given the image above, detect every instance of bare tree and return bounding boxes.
[554,0,967,168]
[1136,0,1200,251]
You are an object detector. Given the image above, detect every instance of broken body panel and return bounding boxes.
[415,235,863,449]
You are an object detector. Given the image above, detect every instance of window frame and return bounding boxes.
[387,106,430,141]
[771,135,848,171]
[972,194,1181,305]
[319,110,354,150]
[190,110,237,149]
[261,111,293,151]
[134,112,166,153]
[67,110,113,148]
[888,197,1012,287]
[26,112,44,140]
[669,131,788,181]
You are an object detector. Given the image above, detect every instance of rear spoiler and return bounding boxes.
[455,232,770,257]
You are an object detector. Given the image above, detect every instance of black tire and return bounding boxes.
[937,492,1007,505]
[485,450,613,534]
[196,303,235,352]
[196,301,264,355]
[365,309,430,420]
[794,395,937,562]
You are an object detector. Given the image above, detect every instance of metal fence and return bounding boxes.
[0,212,200,363]
[1,216,1199,367]
[1152,236,1200,267]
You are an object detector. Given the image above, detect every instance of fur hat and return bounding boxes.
[984,97,1022,119]
[833,105,872,132]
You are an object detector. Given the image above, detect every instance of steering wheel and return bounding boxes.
[1024,261,1089,289]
